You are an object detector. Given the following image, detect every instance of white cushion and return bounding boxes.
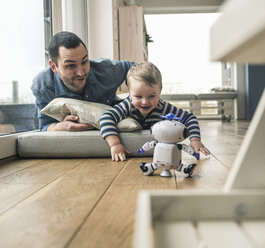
[41,98,142,131]
[17,130,154,158]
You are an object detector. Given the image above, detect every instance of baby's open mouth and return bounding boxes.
[141,106,150,109]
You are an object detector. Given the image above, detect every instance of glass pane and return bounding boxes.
[169,101,190,110]
[0,0,45,136]
[201,108,219,115]
[201,100,218,107]
[145,13,222,94]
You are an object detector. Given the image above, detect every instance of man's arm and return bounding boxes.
[112,60,134,87]
[35,100,94,131]
[100,97,131,138]
[32,68,95,132]
[47,115,94,131]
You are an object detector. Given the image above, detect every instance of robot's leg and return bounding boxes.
[139,162,158,176]
[180,163,197,178]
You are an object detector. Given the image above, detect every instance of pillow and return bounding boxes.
[40,98,142,131]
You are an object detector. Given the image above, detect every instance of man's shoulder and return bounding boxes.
[90,58,132,70]
[90,58,117,68]
[31,67,55,95]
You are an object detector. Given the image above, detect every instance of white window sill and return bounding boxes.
[0,130,38,159]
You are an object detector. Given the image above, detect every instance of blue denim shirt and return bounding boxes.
[31,58,133,131]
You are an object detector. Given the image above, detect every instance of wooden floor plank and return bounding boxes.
[0,158,43,179]
[0,158,124,248]
[0,120,250,248]
[68,158,176,248]
[176,156,230,190]
[0,159,86,215]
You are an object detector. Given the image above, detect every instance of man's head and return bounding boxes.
[127,62,162,117]
[48,31,90,94]
[48,31,87,65]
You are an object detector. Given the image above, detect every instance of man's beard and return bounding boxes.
[61,73,88,93]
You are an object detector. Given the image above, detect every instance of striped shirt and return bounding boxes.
[100,96,201,139]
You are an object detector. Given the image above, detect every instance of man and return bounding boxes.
[31,31,133,131]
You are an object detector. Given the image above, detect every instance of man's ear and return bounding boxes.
[49,59,58,73]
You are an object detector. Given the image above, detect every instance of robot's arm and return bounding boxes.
[138,141,158,155]
[179,144,200,160]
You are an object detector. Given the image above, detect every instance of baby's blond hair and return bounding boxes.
[126,62,162,89]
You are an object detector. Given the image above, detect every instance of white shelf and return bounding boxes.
[211,0,265,63]
[133,190,265,248]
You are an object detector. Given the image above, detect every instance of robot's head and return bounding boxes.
[151,119,189,143]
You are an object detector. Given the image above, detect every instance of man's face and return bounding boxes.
[49,44,90,94]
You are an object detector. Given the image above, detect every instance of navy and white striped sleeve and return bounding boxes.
[181,111,201,139]
[100,97,131,139]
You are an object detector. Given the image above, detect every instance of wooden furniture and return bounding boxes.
[118,6,148,63]
[162,93,237,120]
[118,6,148,92]
[0,120,249,247]
[134,190,265,248]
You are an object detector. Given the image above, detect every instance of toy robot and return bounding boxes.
[138,113,200,177]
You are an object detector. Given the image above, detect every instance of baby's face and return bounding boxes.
[129,78,161,117]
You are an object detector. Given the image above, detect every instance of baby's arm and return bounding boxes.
[100,98,132,161]
[171,106,210,156]
[190,138,210,156]
[105,135,130,162]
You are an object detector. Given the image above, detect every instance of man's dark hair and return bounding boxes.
[48,31,88,65]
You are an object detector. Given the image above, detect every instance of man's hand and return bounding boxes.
[47,115,95,131]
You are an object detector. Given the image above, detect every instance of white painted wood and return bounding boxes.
[198,221,254,248]
[241,221,265,248]
[133,0,223,14]
[0,134,18,159]
[62,0,88,46]
[154,221,197,248]
[224,89,265,190]
[87,0,114,59]
[133,191,153,248]
[0,131,37,159]
[150,191,265,221]
[211,0,265,63]
[133,190,265,247]
[51,0,62,35]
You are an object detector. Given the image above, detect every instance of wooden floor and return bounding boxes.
[0,120,249,248]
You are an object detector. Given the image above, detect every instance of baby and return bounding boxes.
[100,62,210,161]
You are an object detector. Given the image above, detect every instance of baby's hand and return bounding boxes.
[190,138,210,156]
[110,144,131,162]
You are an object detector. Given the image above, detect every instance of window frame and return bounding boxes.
[0,130,39,159]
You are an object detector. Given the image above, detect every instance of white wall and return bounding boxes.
[62,0,88,46]
[87,0,114,59]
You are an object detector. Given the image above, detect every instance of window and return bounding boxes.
[145,13,222,94]
[0,0,45,136]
